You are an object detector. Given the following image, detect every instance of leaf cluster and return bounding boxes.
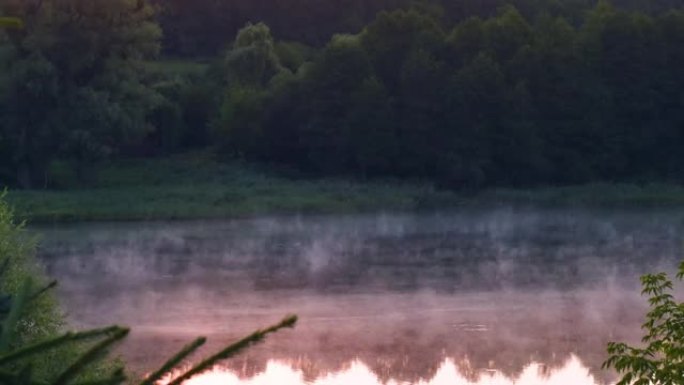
[603,263,684,385]
[0,18,22,29]
[0,275,297,385]
[0,196,297,384]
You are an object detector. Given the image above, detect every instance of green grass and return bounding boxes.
[6,153,684,223]
[478,183,684,207]
[5,154,463,223]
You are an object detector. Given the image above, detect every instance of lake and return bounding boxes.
[33,208,684,384]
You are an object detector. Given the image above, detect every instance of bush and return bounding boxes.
[0,192,73,379]
[603,261,684,385]
[0,195,296,384]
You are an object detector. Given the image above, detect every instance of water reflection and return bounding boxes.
[31,208,684,381]
[164,356,603,385]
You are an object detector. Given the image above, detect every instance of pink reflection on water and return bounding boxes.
[162,356,605,385]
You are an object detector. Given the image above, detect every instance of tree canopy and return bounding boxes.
[0,0,161,187]
[2,0,684,189]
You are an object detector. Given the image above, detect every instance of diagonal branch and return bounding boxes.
[167,315,297,385]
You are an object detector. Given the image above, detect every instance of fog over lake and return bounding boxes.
[32,208,684,384]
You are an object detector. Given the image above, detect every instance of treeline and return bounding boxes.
[0,0,161,188]
[203,1,684,187]
[1,0,684,189]
[155,0,684,56]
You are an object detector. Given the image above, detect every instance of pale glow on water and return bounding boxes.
[163,356,606,385]
[39,212,670,385]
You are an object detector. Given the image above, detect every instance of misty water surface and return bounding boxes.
[33,208,684,384]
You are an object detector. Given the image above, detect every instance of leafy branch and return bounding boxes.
[603,261,684,385]
[0,275,297,385]
[165,314,298,385]
[0,17,23,29]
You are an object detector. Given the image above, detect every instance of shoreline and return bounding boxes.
[10,182,684,224]
[6,155,684,224]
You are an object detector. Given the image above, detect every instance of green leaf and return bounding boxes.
[0,17,23,29]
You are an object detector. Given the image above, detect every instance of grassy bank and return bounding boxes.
[6,154,462,223]
[479,183,684,208]
[6,154,684,223]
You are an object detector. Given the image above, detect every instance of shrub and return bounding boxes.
[603,262,684,385]
[0,195,297,384]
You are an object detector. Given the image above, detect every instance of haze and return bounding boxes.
[33,207,684,384]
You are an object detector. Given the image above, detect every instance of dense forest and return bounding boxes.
[1,0,684,189]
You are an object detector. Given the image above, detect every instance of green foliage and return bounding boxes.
[0,0,162,188]
[215,86,269,157]
[361,8,445,91]
[225,22,284,87]
[203,2,684,189]
[0,17,21,29]
[0,294,296,385]
[482,6,533,62]
[344,77,396,175]
[0,194,120,381]
[10,156,684,223]
[212,22,289,159]
[5,0,684,190]
[603,262,684,385]
[274,41,314,72]
[0,195,298,384]
[296,34,378,173]
[156,0,681,57]
[4,154,467,222]
[141,60,219,151]
[0,195,60,343]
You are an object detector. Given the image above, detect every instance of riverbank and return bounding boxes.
[7,154,684,223]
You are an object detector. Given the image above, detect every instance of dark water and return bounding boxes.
[32,208,684,384]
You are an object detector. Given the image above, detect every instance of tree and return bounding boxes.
[651,10,684,179]
[345,77,396,176]
[393,47,448,177]
[512,14,593,184]
[214,22,287,158]
[297,34,377,173]
[215,86,269,158]
[0,0,162,188]
[440,53,497,187]
[225,22,285,87]
[154,0,412,57]
[361,8,445,92]
[482,5,533,63]
[274,41,314,72]
[578,1,663,180]
[446,17,486,67]
[137,0,684,189]
[604,262,684,385]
